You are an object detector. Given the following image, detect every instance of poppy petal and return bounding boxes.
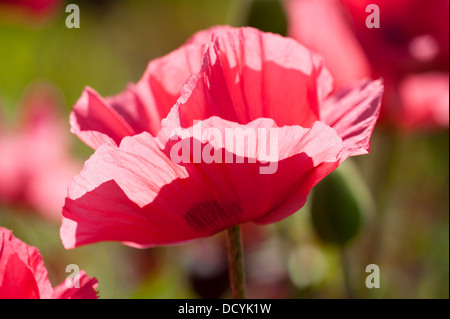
[63,118,343,248]
[320,78,383,158]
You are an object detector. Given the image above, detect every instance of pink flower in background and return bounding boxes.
[0,84,82,221]
[339,0,449,78]
[61,27,383,249]
[286,0,449,129]
[397,73,449,129]
[0,0,61,19]
[286,0,371,87]
[0,226,98,299]
[71,26,233,150]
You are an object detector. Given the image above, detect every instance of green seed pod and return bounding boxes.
[310,159,373,246]
[247,0,287,36]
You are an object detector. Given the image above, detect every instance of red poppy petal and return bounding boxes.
[71,43,208,149]
[0,227,53,299]
[166,117,343,224]
[63,117,343,248]
[160,27,333,144]
[0,253,42,299]
[70,87,135,149]
[107,43,208,137]
[61,133,212,248]
[320,78,383,159]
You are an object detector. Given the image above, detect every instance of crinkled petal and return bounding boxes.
[164,117,343,225]
[61,132,209,248]
[71,43,208,149]
[62,117,343,248]
[70,87,135,149]
[160,27,333,144]
[0,227,53,299]
[320,79,383,159]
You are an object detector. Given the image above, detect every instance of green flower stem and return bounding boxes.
[366,128,401,265]
[226,225,246,299]
[340,247,354,299]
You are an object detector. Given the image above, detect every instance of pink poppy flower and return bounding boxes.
[0,226,98,299]
[70,26,234,150]
[61,27,383,249]
[286,0,449,129]
[339,0,449,79]
[0,84,82,221]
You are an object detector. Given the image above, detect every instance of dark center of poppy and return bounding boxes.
[185,201,242,234]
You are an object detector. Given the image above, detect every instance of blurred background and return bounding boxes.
[0,0,448,298]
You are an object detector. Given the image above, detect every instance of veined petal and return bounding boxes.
[70,87,135,149]
[71,43,208,149]
[63,117,343,248]
[61,132,211,248]
[320,79,383,159]
[63,26,382,250]
[164,117,343,224]
[0,227,53,299]
[160,26,333,144]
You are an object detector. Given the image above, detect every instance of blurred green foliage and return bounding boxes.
[247,0,287,35]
